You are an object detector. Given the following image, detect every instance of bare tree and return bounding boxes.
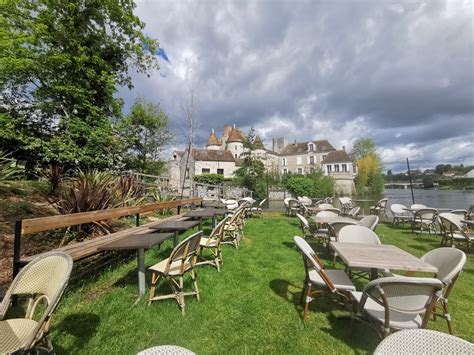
[179,87,200,201]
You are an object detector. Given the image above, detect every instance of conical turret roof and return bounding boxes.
[227,127,243,143]
[254,135,265,149]
[206,130,220,146]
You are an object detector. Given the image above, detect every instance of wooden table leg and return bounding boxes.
[212,215,217,228]
[173,231,179,247]
[370,268,378,280]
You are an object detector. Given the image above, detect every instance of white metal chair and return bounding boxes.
[358,215,379,231]
[350,277,443,337]
[449,209,467,218]
[294,236,355,321]
[149,231,203,315]
[0,252,73,354]
[317,203,334,210]
[374,329,474,354]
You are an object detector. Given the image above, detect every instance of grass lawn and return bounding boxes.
[49,213,474,354]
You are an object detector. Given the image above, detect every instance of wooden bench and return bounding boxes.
[13,198,202,277]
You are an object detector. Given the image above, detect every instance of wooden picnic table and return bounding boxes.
[149,220,201,247]
[329,242,438,280]
[99,233,174,297]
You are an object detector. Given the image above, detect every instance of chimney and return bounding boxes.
[342,145,345,151]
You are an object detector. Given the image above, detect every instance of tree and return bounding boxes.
[119,98,172,174]
[352,138,384,195]
[350,138,376,161]
[0,0,159,170]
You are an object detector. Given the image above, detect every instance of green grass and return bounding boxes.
[49,214,474,354]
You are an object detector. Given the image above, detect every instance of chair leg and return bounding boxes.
[303,285,312,321]
[190,268,200,301]
[149,273,161,303]
[442,301,453,335]
[179,276,185,316]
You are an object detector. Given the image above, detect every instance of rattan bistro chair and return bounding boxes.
[0,252,73,354]
[369,198,388,217]
[294,236,355,321]
[358,215,379,231]
[439,213,474,251]
[411,208,438,235]
[350,277,443,338]
[390,203,412,226]
[149,231,203,315]
[196,216,229,272]
[421,247,466,334]
[222,207,245,249]
[374,329,474,354]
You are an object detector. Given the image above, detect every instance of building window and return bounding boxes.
[322,155,327,161]
[297,168,303,174]
[185,168,190,178]
[342,164,347,172]
[235,154,238,158]
[310,167,315,174]
[235,146,237,151]
[309,156,314,165]
[327,165,332,173]
[296,157,302,165]
[282,158,286,166]
[309,144,314,152]
[217,168,224,175]
[282,168,287,174]
[334,164,340,172]
[202,168,210,174]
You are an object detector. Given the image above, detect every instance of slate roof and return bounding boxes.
[321,150,352,163]
[279,140,335,156]
[192,149,236,162]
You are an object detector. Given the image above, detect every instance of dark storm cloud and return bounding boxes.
[120,0,474,171]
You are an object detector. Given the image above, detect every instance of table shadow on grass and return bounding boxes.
[53,313,100,354]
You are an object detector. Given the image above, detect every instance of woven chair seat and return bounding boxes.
[0,319,38,353]
[148,259,192,276]
[351,292,422,330]
[309,269,355,291]
[199,237,218,247]
[137,345,195,354]
[374,329,474,354]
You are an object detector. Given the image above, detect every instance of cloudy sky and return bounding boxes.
[120,0,473,172]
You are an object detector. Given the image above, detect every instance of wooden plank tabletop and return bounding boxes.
[312,216,356,224]
[184,208,217,218]
[329,242,438,273]
[150,220,200,231]
[98,233,175,251]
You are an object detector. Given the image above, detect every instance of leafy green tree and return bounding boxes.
[351,138,384,195]
[119,98,172,174]
[350,138,376,161]
[0,0,159,170]
[284,172,334,198]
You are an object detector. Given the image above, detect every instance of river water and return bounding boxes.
[267,189,474,211]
